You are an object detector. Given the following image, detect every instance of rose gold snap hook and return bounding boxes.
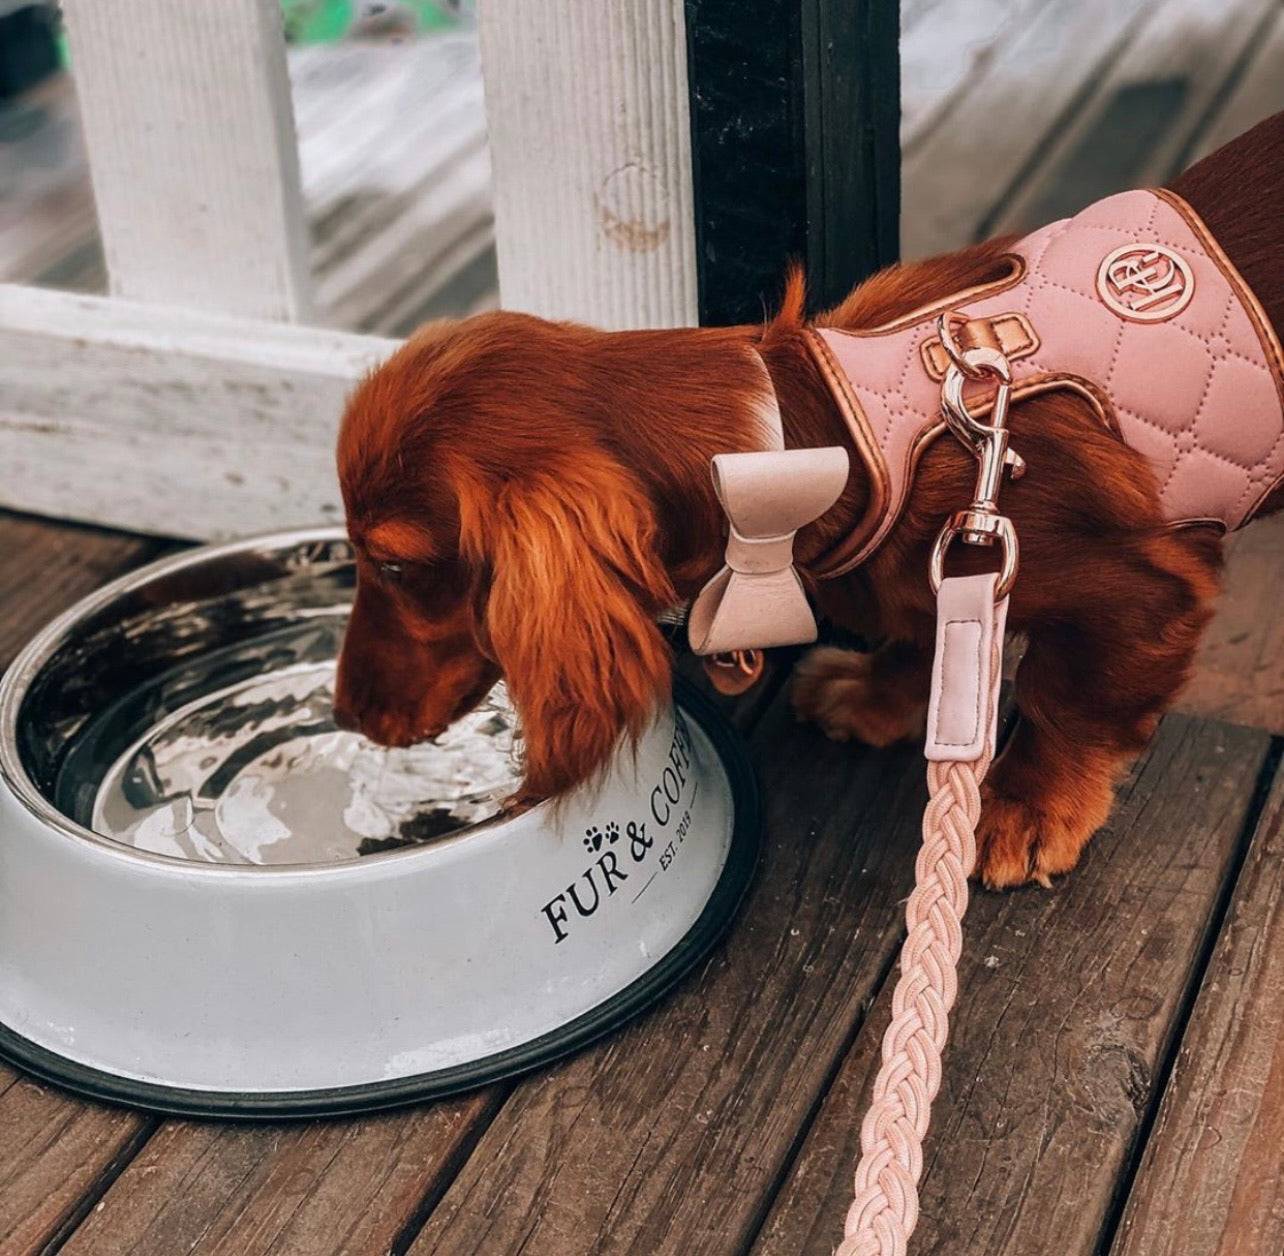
[931,326,1024,601]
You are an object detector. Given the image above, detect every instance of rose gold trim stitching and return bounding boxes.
[808,191,1281,570]
[817,254,1028,342]
[807,255,1030,580]
[804,330,890,579]
[1154,187,1284,416]
[1167,516,1229,534]
[1242,472,1284,525]
[1155,188,1284,528]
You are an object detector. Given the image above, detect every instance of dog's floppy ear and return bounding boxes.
[460,456,675,801]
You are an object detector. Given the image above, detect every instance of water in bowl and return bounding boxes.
[56,618,522,865]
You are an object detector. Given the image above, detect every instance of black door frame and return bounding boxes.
[684,0,900,326]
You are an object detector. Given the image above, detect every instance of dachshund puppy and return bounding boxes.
[334,113,1283,888]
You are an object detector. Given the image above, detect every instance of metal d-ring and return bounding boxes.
[929,512,1019,599]
[937,311,990,381]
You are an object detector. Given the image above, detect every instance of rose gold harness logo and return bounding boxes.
[1096,244,1194,322]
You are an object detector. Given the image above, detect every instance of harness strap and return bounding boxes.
[919,312,1038,381]
[808,189,1284,585]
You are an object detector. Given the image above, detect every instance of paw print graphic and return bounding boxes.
[604,821,620,845]
[583,825,605,853]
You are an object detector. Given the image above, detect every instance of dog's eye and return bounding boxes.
[378,561,404,583]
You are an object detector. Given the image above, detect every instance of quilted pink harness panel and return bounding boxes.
[816,189,1284,557]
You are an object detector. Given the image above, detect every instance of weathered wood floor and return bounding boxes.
[3,1,1284,1253]
[0,502,1281,1256]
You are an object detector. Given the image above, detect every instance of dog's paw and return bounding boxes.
[790,646,926,748]
[973,781,1113,890]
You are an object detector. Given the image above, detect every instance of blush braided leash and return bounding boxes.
[838,633,1001,1256]
[839,319,1019,1255]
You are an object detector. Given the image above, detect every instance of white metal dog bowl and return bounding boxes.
[0,528,758,1117]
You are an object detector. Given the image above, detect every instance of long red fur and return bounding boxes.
[335,113,1283,885]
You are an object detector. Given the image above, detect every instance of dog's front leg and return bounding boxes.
[975,533,1219,889]
[790,638,932,747]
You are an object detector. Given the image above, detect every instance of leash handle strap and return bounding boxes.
[925,574,1009,762]
[839,573,1006,1256]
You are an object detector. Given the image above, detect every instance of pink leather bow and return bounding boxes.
[688,446,849,655]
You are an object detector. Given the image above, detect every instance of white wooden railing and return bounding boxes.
[0,0,698,538]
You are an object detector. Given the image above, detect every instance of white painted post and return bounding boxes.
[0,285,398,538]
[477,0,698,330]
[61,0,313,322]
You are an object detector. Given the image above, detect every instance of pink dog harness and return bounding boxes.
[687,188,1284,1254]
[690,189,1284,656]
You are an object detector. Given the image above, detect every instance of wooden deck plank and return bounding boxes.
[0,512,158,665]
[296,36,496,333]
[1110,756,1284,1256]
[56,1097,504,1256]
[988,0,1279,237]
[402,699,932,1255]
[0,1070,153,1255]
[314,137,492,336]
[753,715,1272,1255]
[1179,513,1284,734]
[0,78,97,286]
[0,512,160,1254]
[1188,4,1284,161]
[293,36,481,214]
[901,0,1160,258]
[900,0,1053,150]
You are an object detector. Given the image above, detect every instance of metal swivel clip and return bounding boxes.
[928,311,1026,599]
